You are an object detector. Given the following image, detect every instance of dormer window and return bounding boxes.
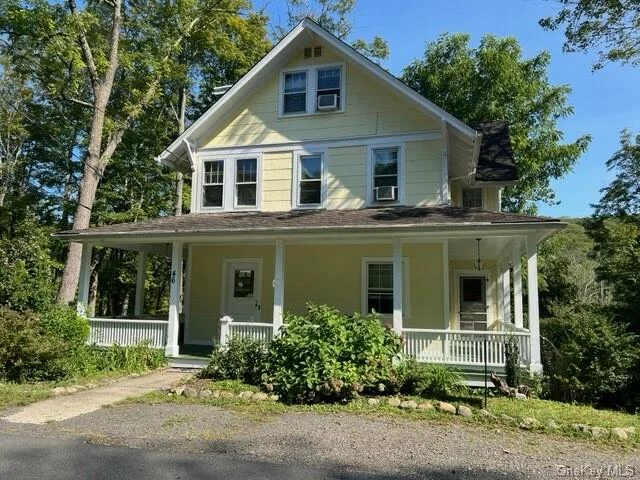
[283,71,307,114]
[462,188,483,209]
[280,63,345,116]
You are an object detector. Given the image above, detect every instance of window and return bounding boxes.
[316,67,341,110]
[235,158,258,207]
[367,263,394,315]
[283,71,307,114]
[462,188,483,209]
[202,160,224,208]
[233,269,255,298]
[297,154,323,206]
[372,147,399,202]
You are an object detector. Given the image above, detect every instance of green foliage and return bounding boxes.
[397,360,466,398]
[0,214,59,312]
[401,33,590,213]
[263,304,402,403]
[504,336,521,388]
[90,343,165,373]
[540,0,640,70]
[199,337,267,385]
[541,309,638,409]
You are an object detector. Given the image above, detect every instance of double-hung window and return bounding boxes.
[316,67,341,110]
[202,160,224,208]
[235,158,258,207]
[283,71,307,114]
[372,147,400,202]
[296,153,323,207]
[366,263,394,315]
[462,188,483,209]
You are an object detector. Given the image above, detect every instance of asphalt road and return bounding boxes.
[0,432,406,480]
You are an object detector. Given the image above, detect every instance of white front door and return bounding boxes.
[224,260,262,322]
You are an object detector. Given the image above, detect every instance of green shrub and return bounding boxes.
[91,343,166,373]
[198,336,267,385]
[504,336,521,387]
[0,307,67,381]
[263,304,402,403]
[399,360,466,398]
[541,309,638,408]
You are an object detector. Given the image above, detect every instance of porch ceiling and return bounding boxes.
[448,236,515,260]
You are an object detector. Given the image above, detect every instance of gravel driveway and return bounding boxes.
[1,403,638,479]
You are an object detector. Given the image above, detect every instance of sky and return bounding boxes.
[257,0,640,217]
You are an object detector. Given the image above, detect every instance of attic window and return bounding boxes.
[314,46,322,57]
[304,47,312,58]
[462,188,483,209]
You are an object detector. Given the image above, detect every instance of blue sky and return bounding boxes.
[258,0,640,217]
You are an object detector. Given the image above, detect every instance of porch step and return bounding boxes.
[168,356,209,369]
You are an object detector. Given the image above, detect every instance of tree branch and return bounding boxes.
[104,0,122,88]
[68,0,100,91]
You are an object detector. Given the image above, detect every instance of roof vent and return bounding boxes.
[314,46,322,57]
[304,47,312,58]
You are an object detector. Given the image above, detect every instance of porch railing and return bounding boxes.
[220,316,274,345]
[88,318,168,349]
[402,329,531,367]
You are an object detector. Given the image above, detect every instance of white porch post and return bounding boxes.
[392,240,403,333]
[442,240,450,329]
[502,262,512,324]
[527,235,542,373]
[166,241,182,357]
[134,251,147,317]
[76,243,93,317]
[512,244,524,329]
[497,264,504,324]
[273,239,285,336]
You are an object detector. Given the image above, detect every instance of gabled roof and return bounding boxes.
[156,17,479,170]
[472,121,518,184]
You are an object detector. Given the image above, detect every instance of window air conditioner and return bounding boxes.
[317,93,338,111]
[375,186,397,201]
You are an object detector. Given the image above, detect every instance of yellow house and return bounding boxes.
[56,19,564,379]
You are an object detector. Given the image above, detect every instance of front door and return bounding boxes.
[224,261,261,322]
[459,276,487,330]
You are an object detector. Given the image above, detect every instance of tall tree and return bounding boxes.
[401,34,591,213]
[540,0,640,70]
[273,0,389,63]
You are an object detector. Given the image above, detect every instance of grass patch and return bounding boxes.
[0,382,53,409]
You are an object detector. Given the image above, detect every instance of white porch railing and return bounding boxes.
[88,318,168,349]
[220,316,274,345]
[402,329,531,367]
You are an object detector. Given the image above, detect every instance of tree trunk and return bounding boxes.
[174,84,187,216]
[121,291,130,317]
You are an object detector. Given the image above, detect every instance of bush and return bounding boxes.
[504,336,521,387]
[91,343,166,373]
[0,307,67,381]
[198,336,267,385]
[541,309,638,408]
[263,304,402,403]
[398,360,466,398]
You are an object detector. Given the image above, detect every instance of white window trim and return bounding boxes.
[453,269,493,330]
[201,159,225,210]
[198,154,262,212]
[366,143,405,206]
[278,62,346,118]
[233,156,261,210]
[361,257,411,320]
[291,149,328,209]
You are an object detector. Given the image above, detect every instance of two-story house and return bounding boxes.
[56,19,564,379]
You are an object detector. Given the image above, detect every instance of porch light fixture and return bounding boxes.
[474,238,484,271]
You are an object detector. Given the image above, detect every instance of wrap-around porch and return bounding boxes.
[77,231,542,373]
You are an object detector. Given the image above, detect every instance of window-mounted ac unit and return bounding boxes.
[317,93,338,111]
[375,186,397,201]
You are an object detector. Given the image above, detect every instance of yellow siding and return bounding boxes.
[326,146,367,209]
[448,259,499,329]
[262,151,293,211]
[201,45,440,148]
[405,140,443,206]
[187,243,446,342]
[187,245,275,344]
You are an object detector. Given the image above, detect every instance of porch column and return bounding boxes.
[442,240,450,329]
[512,244,524,329]
[166,240,182,357]
[273,239,285,336]
[527,235,542,373]
[502,263,512,324]
[392,240,403,333]
[496,264,504,323]
[134,251,147,317]
[76,243,93,317]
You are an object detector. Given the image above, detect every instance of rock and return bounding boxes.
[253,392,269,401]
[269,394,279,401]
[64,387,78,394]
[545,419,559,430]
[377,383,386,393]
[183,387,199,397]
[367,398,380,406]
[437,402,456,414]
[72,385,86,391]
[400,400,418,409]
[220,391,235,399]
[623,427,636,435]
[51,387,66,396]
[387,397,401,407]
[499,414,516,423]
[173,386,185,396]
[611,427,629,440]
[212,390,220,398]
[456,405,473,417]
[572,424,591,434]
[519,417,539,430]
[417,402,433,410]
[199,390,212,398]
[478,409,496,419]
[590,427,609,439]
